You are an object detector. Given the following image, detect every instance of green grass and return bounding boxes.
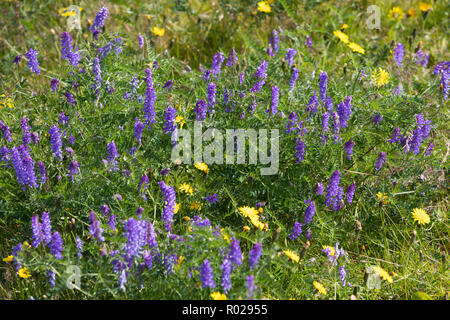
[0,0,448,300]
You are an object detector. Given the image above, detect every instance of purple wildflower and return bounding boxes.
[325,97,334,113]
[393,43,404,68]
[425,141,434,156]
[143,68,156,128]
[228,237,243,268]
[250,80,265,92]
[50,78,59,94]
[270,86,280,115]
[344,140,354,160]
[254,60,268,79]
[106,140,119,169]
[31,214,43,247]
[163,105,177,135]
[269,30,279,53]
[289,67,299,89]
[373,113,383,125]
[138,34,144,48]
[336,96,352,128]
[90,7,109,34]
[388,127,401,144]
[248,243,262,270]
[68,161,80,182]
[76,236,83,259]
[92,57,102,95]
[0,120,13,143]
[304,201,316,224]
[49,232,63,260]
[37,161,46,184]
[285,112,298,134]
[195,99,207,121]
[200,259,215,288]
[319,71,328,101]
[325,170,342,210]
[305,35,313,48]
[394,83,403,96]
[89,211,105,242]
[295,139,306,163]
[221,258,232,294]
[322,112,330,133]
[285,48,296,66]
[68,133,76,145]
[205,194,219,204]
[158,181,176,231]
[346,183,356,204]
[414,50,429,67]
[211,52,225,75]
[21,118,31,145]
[375,152,386,171]
[163,80,174,93]
[13,55,22,65]
[226,48,237,67]
[133,117,144,144]
[289,221,303,240]
[306,91,319,114]
[49,126,63,161]
[123,218,146,258]
[316,182,324,195]
[24,48,40,75]
[207,82,216,113]
[41,212,52,245]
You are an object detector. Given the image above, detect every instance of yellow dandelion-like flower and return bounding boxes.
[194,162,209,174]
[313,281,327,295]
[23,241,31,248]
[223,233,230,244]
[183,216,190,221]
[179,183,194,195]
[174,202,180,214]
[347,42,365,54]
[376,192,389,205]
[243,225,251,232]
[175,115,186,128]
[419,2,432,12]
[249,214,266,231]
[407,8,417,18]
[372,266,393,283]
[412,208,430,225]
[17,267,31,279]
[388,7,404,20]
[211,292,227,300]
[333,30,349,44]
[322,245,335,256]
[152,27,165,37]
[341,23,348,30]
[372,68,390,87]
[258,207,263,214]
[177,255,185,265]
[283,250,300,263]
[58,8,76,17]
[238,206,259,218]
[146,15,151,20]
[189,202,203,211]
[257,1,271,13]
[3,255,14,262]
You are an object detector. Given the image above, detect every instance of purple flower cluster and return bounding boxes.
[306,91,319,114]
[270,86,280,115]
[0,120,13,142]
[295,139,305,163]
[90,7,109,36]
[344,140,354,160]
[195,99,207,121]
[205,194,219,204]
[304,201,316,224]
[228,237,243,268]
[89,211,105,242]
[60,32,81,67]
[414,50,429,67]
[289,67,299,89]
[269,30,279,54]
[433,61,449,100]
[319,71,328,101]
[211,52,225,75]
[393,43,404,68]
[226,48,237,67]
[207,82,216,113]
[24,48,40,75]
[11,145,38,189]
[409,114,432,155]
[289,221,303,240]
[133,117,144,144]
[325,170,343,211]
[106,140,119,169]
[143,68,156,129]
[336,96,352,128]
[200,259,215,288]
[374,152,386,171]
[158,181,176,231]
[346,183,356,204]
[285,48,296,66]
[221,258,232,293]
[163,106,177,135]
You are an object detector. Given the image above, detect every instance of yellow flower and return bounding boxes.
[341,23,348,30]
[372,266,393,283]
[194,162,209,174]
[313,281,327,295]
[179,183,194,195]
[152,27,165,37]
[189,202,202,211]
[211,292,227,300]
[388,7,404,20]
[333,30,349,44]
[175,115,186,128]
[222,233,230,244]
[372,68,390,87]
[347,42,365,54]
[376,192,389,205]
[257,1,271,13]
[243,225,251,232]
[17,267,31,279]
[412,208,430,225]
[177,255,185,265]
[23,241,31,248]
[3,255,14,262]
[146,15,151,20]
[183,216,190,221]
[174,203,180,214]
[58,7,75,17]
[249,214,266,231]
[238,206,259,218]
[322,245,335,256]
[258,207,263,214]
[419,2,432,12]
[283,250,300,263]
[407,8,417,18]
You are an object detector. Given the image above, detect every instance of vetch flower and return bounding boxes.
[24,48,40,75]
[90,7,109,34]
[285,48,296,66]
[304,201,316,224]
[49,232,63,260]
[393,43,404,68]
[375,152,386,171]
[221,258,232,294]
[89,211,105,242]
[159,181,176,231]
[270,86,280,115]
[228,237,243,268]
[319,71,328,101]
[248,243,262,270]
[289,221,303,240]
[346,183,356,204]
[199,259,215,288]
[289,67,299,89]
[344,140,354,160]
